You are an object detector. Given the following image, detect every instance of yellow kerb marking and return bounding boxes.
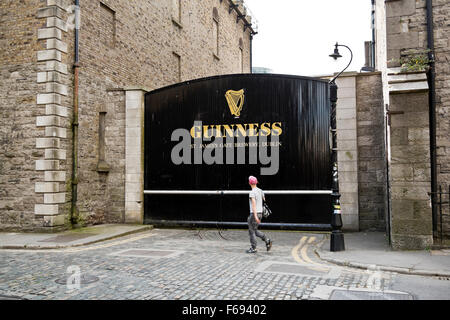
[292,236,329,272]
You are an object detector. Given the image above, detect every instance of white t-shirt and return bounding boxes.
[249,187,264,213]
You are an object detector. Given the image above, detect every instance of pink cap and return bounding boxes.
[248,176,258,185]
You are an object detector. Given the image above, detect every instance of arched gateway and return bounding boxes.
[144,74,333,230]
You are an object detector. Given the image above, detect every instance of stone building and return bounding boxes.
[0,0,256,231]
[370,0,449,249]
[323,0,449,250]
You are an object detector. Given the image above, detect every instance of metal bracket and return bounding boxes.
[229,2,238,14]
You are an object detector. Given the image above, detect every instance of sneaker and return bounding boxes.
[266,239,272,252]
[246,247,257,254]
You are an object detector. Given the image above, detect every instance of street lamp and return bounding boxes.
[328,42,353,252]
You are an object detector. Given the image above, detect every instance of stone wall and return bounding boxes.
[74,0,253,226]
[0,0,46,231]
[0,0,254,230]
[355,72,387,231]
[389,90,433,249]
[335,75,359,231]
[385,0,450,241]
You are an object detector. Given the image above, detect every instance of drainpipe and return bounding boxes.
[371,0,376,69]
[426,0,437,236]
[71,0,80,225]
[250,33,253,73]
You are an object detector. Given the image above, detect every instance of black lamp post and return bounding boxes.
[328,42,353,252]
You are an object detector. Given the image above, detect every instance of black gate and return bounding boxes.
[144,74,332,230]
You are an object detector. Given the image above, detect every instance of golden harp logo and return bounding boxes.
[225,89,245,118]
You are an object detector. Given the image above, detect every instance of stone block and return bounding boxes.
[390,164,414,181]
[339,182,358,193]
[43,214,66,227]
[337,87,356,99]
[37,49,61,62]
[391,218,433,237]
[391,199,431,220]
[339,171,358,183]
[338,150,357,162]
[338,160,358,172]
[335,76,355,88]
[36,115,61,127]
[337,129,357,140]
[390,127,408,146]
[337,119,357,130]
[45,61,68,74]
[340,191,359,204]
[46,38,68,52]
[46,104,68,117]
[35,182,60,193]
[390,234,433,250]
[390,144,430,163]
[45,82,68,95]
[47,0,66,9]
[44,192,66,204]
[37,72,47,83]
[37,6,65,19]
[35,204,59,216]
[36,160,60,171]
[45,127,67,138]
[37,93,62,105]
[47,71,64,83]
[341,214,359,231]
[37,27,62,40]
[36,137,60,149]
[386,0,416,18]
[337,108,356,120]
[390,184,431,201]
[44,171,66,182]
[389,81,429,93]
[337,97,356,109]
[46,16,68,32]
[337,139,357,150]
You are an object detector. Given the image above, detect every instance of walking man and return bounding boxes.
[246,176,272,253]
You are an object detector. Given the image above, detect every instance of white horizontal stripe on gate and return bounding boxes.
[143,190,333,195]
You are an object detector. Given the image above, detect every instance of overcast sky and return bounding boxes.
[245,0,373,77]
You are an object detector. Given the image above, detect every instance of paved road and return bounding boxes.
[0,228,448,300]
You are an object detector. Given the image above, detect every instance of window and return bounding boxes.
[239,38,244,73]
[213,8,219,58]
[96,111,110,172]
[173,52,181,82]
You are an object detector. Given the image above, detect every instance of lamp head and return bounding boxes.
[329,43,342,60]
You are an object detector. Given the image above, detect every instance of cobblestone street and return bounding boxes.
[0,228,427,300]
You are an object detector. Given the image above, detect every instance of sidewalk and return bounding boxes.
[315,232,450,277]
[0,224,152,249]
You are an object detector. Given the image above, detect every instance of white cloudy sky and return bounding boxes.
[244,0,373,77]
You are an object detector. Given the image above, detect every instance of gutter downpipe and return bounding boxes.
[426,0,437,236]
[71,0,80,225]
[250,33,253,73]
[371,0,376,69]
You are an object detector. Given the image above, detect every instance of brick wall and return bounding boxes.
[0,0,254,230]
[74,0,253,226]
